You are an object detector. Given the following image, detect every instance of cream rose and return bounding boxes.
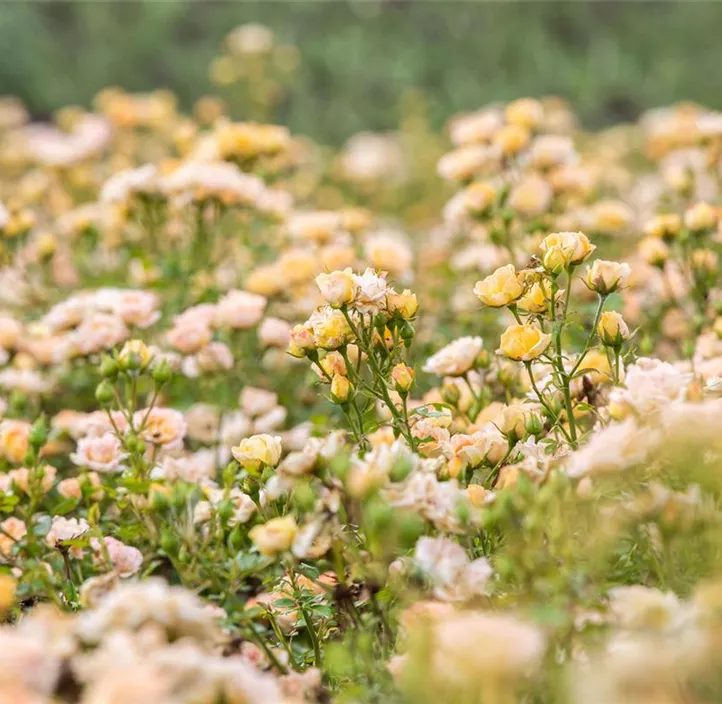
[232,433,282,471]
[249,515,297,556]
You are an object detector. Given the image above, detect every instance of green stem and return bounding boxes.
[524,362,572,443]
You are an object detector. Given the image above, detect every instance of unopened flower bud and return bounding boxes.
[399,321,415,347]
[598,311,630,347]
[391,363,415,394]
[28,416,47,450]
[542,246,567,276]
[585,260,631,295]
[152,360,172,386]
[119,339,151,371]
[442,382,461,406]
[95,380,115,405]
[330,374,351,404]
[373,311,390,330]
[388,290,418,320]
[99,355,119,379]
[525,412,544,437]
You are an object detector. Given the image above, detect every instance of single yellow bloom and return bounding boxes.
[498,324,551,362]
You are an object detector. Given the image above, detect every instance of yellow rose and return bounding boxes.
[119,339,152,368]
[318,351,347,379]
[315,268,355,308]
[638,237,669,267]
[245,264,283,297]
[387,289,418,320]
[391,363,415,393]
[517,279,554,314]
[473,265,524,308]
[598,311,630,347]
[497,403,533,439]
[466,483,491,508]
[330,374,351,403]
[249,516,297,557]
[288,324,316,358]
[465,182,497,215]
[643,213,681,239]
[542,245,568,275]
[498,324,551,362]
[494,124,530,156]
[0,420,30,465]
[577,349,612,385]
[508,174,553,218]
[0,574,15,615]
[232,434,282,471]
[340,207,372,233]
[589,199,633,235]
[36,232,57,258]
[684,202,717,232]
[504,97,544,129]
[309,308,352,350]
[540,231,595,268]
[691,248,718,275]
[584,260,631,295]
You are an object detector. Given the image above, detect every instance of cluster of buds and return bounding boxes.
[289,268,418,448]
[474,231,632,447]
[638,202,722,349]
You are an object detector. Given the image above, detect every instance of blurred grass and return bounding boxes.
[1,1,721,143]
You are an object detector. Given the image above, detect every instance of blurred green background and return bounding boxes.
[2,1,720,143]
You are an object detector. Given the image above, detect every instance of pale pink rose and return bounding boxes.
[51,410,91,439]
[0,368,53,395]
[68,313,129,356]
[70,432,127,473]
[19,334,71,365]
[40,293,92,333]
[56,477,82,499]
[166,321,212,354]
[253,406,287,434]
[258,317,291,348]
[92,536,143,577]
[0,314,22,349]
[194,341,234,373]
[83,410,130,437]
[184,404,220,444]
[239,387,278,417]
[214,290,267,329]
[46,516,89,548]
[174,303,217,328]
[8,465,57,494]
[100,163,159,203]
[152,453,216,484]
[287,210,342,242]
[96,288,160,328]
[351,268,388,314]
[0,516,26,555]
[134,407,187,450]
